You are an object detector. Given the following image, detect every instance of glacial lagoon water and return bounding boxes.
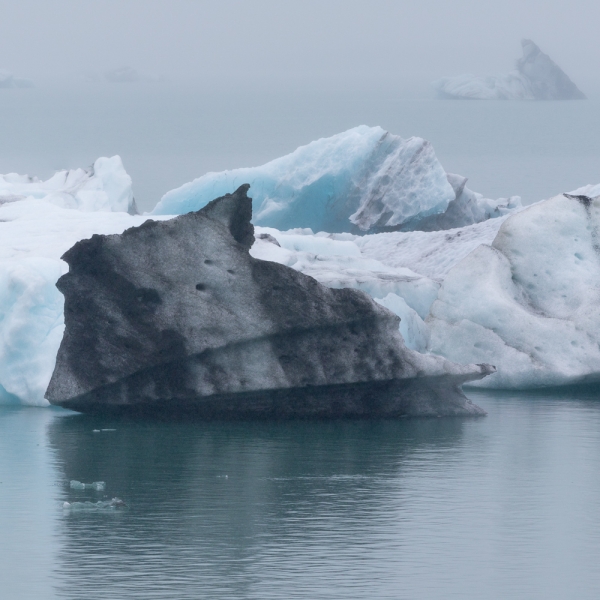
[2,389,600,600]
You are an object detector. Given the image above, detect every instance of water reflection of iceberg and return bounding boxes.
[48,413,467,598]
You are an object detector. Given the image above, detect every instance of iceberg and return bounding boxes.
[428,192,600,388]
[1,150,597,406]
[434,39,586,101]
[0,156,137,214]
[46,185,491,418]
[0,69,34,89]
[153,126,520,234]
[105,66,139,83]
[254,188,600,389]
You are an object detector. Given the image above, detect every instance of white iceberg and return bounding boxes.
[254,188,600,388]
[252,187,600,388]
[0,156,137,214]
[434,39,586,101]
[428,192,600,388]
[153,126,520,234]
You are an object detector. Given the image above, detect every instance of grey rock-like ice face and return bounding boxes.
[46,185,492,417]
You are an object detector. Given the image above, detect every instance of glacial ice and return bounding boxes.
[0,156,137,214]
[63,498,126,510]
[254,188,600,388]
[428,192,600,388]
[1,150,598,405]
[434,39,586,101]
[153,126,520,234]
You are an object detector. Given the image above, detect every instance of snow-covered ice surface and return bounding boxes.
[434,40,585,101]
[0,156,137,214]
[428,192,600,388]
[153,126,520,234]
[254,188,600,388]
[251,214,513,352]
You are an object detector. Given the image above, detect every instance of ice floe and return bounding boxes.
[70,480,106,491]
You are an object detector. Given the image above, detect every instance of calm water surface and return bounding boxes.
[2,389,600,599]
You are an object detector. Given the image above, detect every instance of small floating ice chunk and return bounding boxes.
[69,480,106,491]
[62,497,126,511]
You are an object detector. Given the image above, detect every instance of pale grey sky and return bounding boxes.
[0,0,598,87]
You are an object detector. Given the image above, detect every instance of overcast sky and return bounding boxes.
[0,0,598,87]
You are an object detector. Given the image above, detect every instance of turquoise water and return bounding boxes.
[2,389,600,599]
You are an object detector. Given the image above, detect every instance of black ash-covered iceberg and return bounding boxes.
[46,185,492,417]
[434,39,585,101]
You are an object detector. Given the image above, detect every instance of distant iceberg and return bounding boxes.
[82,67,162,83]
[0,69,33,89]
[153,126,521,234]
[0,156,137,214]
[105,66,139,83]
[434,39,585,100]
